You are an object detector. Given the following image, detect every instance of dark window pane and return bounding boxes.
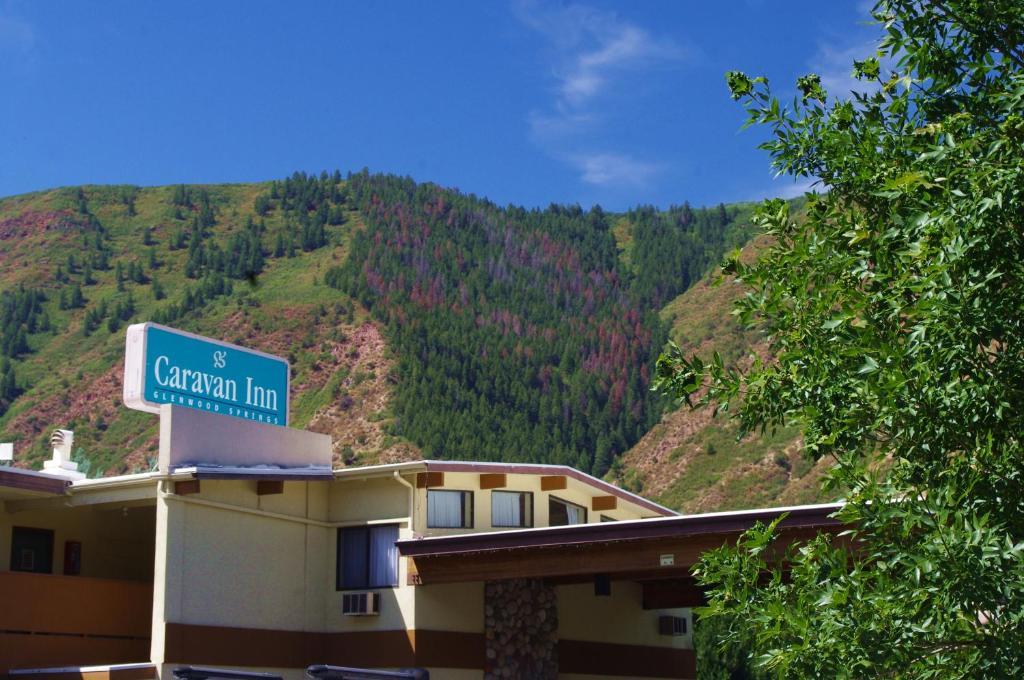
[11,527,54,574]
[340,527,369,589]
[549,497,586,526]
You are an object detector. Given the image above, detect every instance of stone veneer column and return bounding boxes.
[484,579,558,679]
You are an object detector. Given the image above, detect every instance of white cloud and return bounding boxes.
[568,152,664,187]
[515,1,686,188]
[0,13,34,55]
[778,177,821,199]
[812,38,883,99]
[748,177,824,202]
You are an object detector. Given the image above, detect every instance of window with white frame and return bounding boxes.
[491,490,533,528]
[427,489,474,528]
[336,524,399,590]
[549,496,587,526]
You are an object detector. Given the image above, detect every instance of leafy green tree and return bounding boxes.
[694,613,767,680]
[655,1,1024,677]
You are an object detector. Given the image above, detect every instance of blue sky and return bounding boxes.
[0,1,880,210]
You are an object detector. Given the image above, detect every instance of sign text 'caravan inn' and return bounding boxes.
[124,323,289,425]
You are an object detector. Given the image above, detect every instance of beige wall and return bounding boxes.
[0,500,155,581]
[413,581,484,633]
[558,581,691,649]
[413,470,651,536]
[327,476,408,523]
[155,480,328,634]
[152,475,421,665]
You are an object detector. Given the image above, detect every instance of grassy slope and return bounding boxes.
[0,182,418,475]
[610,229,835,513]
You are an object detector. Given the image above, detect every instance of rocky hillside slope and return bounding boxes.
[610,235,834,513]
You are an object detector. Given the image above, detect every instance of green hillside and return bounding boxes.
[613,225,834,513]
[0,171,769,503]
[0,174,411,473]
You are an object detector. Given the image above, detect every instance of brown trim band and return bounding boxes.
[163,624,485,670]
[559,639,696,679]
[0,468,69,495]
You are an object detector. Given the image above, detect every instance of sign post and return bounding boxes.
[124,322,290,426]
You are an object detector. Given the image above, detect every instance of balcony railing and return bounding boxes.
[0,571,153,671]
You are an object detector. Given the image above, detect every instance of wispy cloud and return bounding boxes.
[814,40,875,97]
[749,176,824,202]
[0,12,34,56]
[568,152,665,188]
[778,177,821,199]
[0,9,37,75]
[515,1,688,189]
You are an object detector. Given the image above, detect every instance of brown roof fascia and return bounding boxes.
[0,468,70,495]
[397,503,843,558]
[423,460,676,517]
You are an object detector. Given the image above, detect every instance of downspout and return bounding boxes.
[393,470,415,530]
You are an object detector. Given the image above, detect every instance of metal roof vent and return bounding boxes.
[41,428,85,480]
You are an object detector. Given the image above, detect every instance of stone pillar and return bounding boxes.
[484,578,558,680]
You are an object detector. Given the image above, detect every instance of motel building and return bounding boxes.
[0,324,841,680]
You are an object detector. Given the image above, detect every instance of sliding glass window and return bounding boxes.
[491,490,533,528]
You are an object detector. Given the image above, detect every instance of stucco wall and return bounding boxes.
[0,502,155,581]
[155,479,326,635]
[557,581,691,649]
[412,470,651,537]
[327,476,408,523]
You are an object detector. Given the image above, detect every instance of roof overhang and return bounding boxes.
[173,465,335,481]
[0,467,70,500]
[399,502,843,585]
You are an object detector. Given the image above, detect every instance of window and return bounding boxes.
[491,491,533,528]
[600,514,617,522]
[11,527,54,574]
[337,524,399,590]
[427,489,473,528]
[549,496,587,526]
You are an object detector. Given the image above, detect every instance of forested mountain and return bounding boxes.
[0,171,823,511]
[328,172,752,475]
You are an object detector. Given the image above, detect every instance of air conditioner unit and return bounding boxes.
[658,615,688,636]
[342,591,380,616]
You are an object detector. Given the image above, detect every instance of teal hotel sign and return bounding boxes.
[123,322,289,426]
